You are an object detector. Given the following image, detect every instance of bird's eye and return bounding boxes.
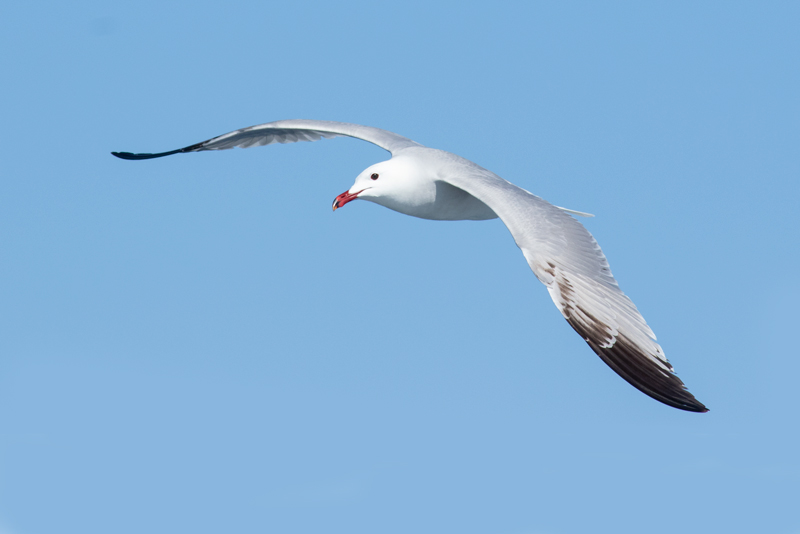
[371,173,379,180]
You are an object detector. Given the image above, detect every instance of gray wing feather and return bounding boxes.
[441,161,707,412]
[197,120,423,154]
[112,120,423,160]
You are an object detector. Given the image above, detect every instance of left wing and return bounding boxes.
[441,161,707,412]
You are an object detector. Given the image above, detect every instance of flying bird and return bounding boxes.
[112,119,707,412]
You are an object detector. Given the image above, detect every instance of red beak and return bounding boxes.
[332,189,364,211]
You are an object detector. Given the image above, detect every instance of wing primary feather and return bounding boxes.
[565,312,708,412]
[110,119,423,160]
[597,336,706,412]
[111,141,206,160]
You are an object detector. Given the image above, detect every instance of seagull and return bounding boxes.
[112,119,707,413]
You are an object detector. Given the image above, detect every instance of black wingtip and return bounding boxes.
[111,149,183,160]
[565,314,710,413]
[677,398,709,413]
[111,140,207,161]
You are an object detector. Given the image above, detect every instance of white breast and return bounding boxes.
[363,149,498,221]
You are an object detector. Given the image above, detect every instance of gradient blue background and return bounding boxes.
[1,2,798,533]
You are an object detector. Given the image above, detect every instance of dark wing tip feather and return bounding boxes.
[111,141,207,160]
[111,149,181,160]
[566,316,708,413]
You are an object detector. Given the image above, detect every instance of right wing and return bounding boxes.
[112,119,423,160]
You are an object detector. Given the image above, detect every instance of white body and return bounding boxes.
[355,149,497,221]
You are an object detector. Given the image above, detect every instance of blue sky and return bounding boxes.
[1,2,799,533]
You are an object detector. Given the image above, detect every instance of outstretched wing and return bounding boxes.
[112,119,423,160]
[442,162,707,412]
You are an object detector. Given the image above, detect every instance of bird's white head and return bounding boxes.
[331,157,436,216]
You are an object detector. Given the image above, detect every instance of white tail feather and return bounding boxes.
[555,206,595,218]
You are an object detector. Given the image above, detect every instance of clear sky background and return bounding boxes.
[1,2,798,533]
